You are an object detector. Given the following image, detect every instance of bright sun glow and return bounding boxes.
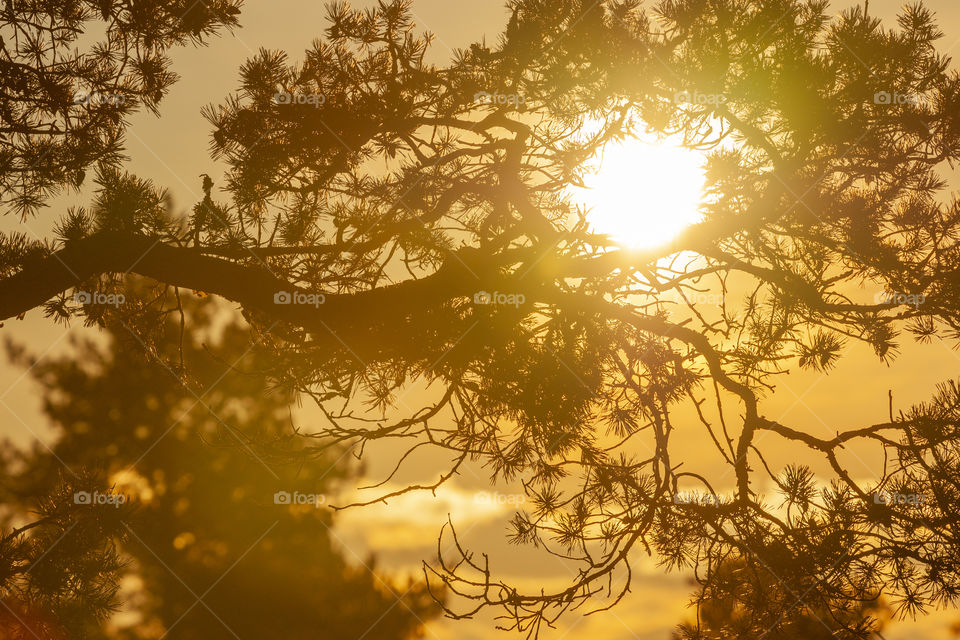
[573,135,707,249]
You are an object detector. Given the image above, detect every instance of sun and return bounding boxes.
[572,134,707,249]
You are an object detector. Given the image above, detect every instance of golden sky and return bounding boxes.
[4,1,960,638]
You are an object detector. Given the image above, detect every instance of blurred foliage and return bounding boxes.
[1,287,438,639]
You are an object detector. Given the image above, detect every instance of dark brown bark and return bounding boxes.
[0,232,480,344]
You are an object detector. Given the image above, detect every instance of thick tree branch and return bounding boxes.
[0,232,485,347]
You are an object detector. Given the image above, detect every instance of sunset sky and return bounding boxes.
[4,1,960,638]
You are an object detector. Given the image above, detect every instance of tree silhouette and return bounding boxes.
[0,0,242,217]
[0,466,128,638]
[2,0,960,638]
[670,554,890,640]
[2,288,438,638]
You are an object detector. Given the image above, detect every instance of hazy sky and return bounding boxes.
[4,1,960,638]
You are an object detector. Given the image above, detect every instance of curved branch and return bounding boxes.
[0,231,483,350]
